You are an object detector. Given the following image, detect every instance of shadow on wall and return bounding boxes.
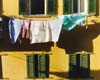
[57,23,100,54]
[50,70,100,80]
[0,38,53,51]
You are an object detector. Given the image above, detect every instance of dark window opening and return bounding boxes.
[73,0,78,13]
[31,0,44,14]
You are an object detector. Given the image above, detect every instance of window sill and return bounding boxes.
[88,13,96,16]
[25,77,52,80]
[0,78,9,80]
[22,15,52,18]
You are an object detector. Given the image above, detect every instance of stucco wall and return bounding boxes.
[1,0,100,80]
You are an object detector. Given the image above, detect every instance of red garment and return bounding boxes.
[22,20,30,38]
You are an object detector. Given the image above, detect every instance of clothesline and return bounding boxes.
[8,15,55,21]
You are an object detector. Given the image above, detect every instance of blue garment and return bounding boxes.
[9,18,23,43]
[9,18,15,43]
[62,13,87,31]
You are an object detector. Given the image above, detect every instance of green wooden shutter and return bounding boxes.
[38,54,49,78]
[80,54,90,77]
[69,54,78,77]
[19,0,29,15]
[69,54,77,66]
[47,0,57,14]
[63,0,72,14]
[88,0,96,14]
[27,55,35,78]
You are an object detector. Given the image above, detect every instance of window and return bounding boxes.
[63,0,96,14]
[69,54,90,78]
[19,0,57,15]
[63,0,87,14]
[27,54,49,78]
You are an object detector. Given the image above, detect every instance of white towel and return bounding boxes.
[30,21,52,44]
[48,16,64,42]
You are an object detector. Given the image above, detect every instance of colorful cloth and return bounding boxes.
[9,18,23,43]
[62,13,87,31]
[22,20,30,38]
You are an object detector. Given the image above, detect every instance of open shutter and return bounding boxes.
[80,54,90,77]
[38,54,49,78]
[19,0,29,15]
[88,0,96,14]
[47,0,57,14]
[63,0,72,14]
[27,55,35,78]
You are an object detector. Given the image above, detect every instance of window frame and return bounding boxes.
[63,0,89,14]
[19,0,57,15]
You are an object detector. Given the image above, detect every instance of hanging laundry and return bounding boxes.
[48,16,64,42]
[62,13,87,31]
[30,21,52,44]
[22,20,30,39]
[9,18,23,43]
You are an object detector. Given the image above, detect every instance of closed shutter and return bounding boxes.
[69,54,78,77]
[80,54,90,77]
[27,55,35,78]
[19,0,29,15]
[27,54,49,78]
[63,0,72,14]
[47,0,57,14]
[38,54,49,78]
[88,0,96,14]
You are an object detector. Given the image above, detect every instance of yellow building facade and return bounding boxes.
[0,0,100,80]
